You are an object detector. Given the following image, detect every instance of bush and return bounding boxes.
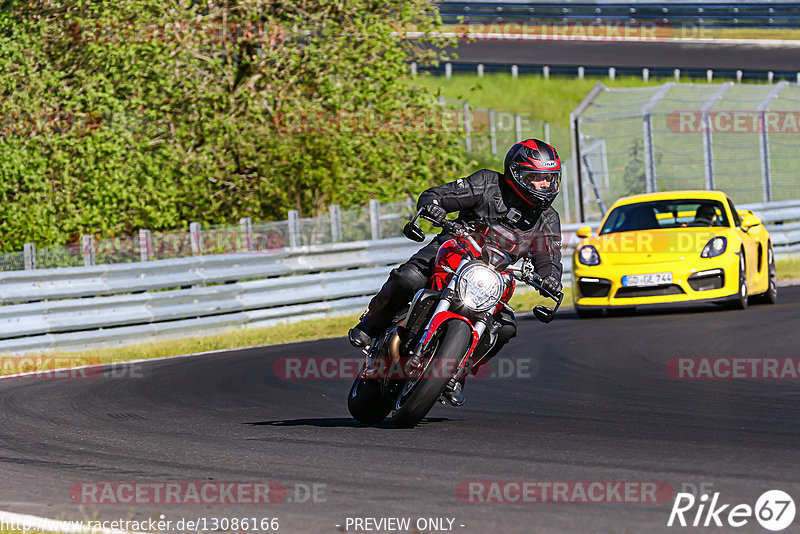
[0,1,467,251]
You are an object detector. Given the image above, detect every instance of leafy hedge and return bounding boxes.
[0,1,467,251]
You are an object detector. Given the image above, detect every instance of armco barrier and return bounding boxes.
[0,206,798,355]
[0,237,432,354]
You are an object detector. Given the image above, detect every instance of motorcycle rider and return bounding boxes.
[349,139,564,405]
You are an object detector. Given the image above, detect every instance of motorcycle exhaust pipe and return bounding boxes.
[388,330,402,363]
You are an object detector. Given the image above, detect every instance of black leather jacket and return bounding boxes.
[417,169,563,281]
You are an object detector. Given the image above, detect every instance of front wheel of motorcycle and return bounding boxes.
[347,364,392,424]
[391,320,472,428]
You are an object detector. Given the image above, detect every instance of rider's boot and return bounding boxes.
[348,314,379,349]
[442,377,466,406]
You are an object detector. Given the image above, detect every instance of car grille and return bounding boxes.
[614,284,685,298]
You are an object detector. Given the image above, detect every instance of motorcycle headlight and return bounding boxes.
[701,236,727,258]
[578,245,601,266]
[456,263,503,312]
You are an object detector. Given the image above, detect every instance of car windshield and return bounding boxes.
[599,199,730,235]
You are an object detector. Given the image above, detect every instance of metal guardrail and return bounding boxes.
[0,237,432,354]
[0,238,428,304]
[0,205,798,355]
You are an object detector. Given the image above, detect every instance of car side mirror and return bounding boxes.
[739,211,761,231]
[533,305,556,323]
[403,222,426,242]
[576,226,592,239]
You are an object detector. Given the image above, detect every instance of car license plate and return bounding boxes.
[622,272,673,287]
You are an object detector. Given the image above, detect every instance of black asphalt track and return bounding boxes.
[0,287,799,533]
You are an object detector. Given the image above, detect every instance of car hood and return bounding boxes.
[583,228,724,266]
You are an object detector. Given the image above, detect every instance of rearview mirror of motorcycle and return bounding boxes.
[403,222,426,242]
[533,305,556,323]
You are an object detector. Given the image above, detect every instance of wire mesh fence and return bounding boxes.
[0,251,25,272]
[574,81,800,221]
[440,96,577,222]
[1,197,425,272]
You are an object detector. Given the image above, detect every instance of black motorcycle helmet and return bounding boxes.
[503,139,562,211]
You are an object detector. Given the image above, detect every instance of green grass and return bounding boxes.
[777,257,800,279]
[0,315,361,376]
[414,73,662,128]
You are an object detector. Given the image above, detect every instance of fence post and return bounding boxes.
[700,82,733,190]
[477,63,484,77]
[736,70,743,83]
[544,121,550,145]
[560,162,572,223]
[641,82,676,194]
[287,210,300,248]
[643,115,656,193]
[511,65,518,78]
[758,82,789,202]
[445,62,452,78]
[577,66,584,80]
[706,69,713,83]
[369,199,382,241]
[514,113,522,142]
[674,69,681,82]
[489,109,497,154]
[464,102,472,153]
[410,61,417,76]
[189,222,203,255]
[543,66,550,79]
[23,243,36,270]
[330,205,342,242]
[608,67,616,80]
[138,229,152,261]
[82,235,95,266]
[239,218,253,252]
[642,68,649,82]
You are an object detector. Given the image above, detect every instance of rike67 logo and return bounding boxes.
[668,490,795,531]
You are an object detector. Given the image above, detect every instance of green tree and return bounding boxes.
[0,1,466,251]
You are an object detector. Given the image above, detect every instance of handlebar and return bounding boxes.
[419,212,473,236]
[508,263,564,303]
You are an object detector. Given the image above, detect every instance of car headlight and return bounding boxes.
[578,245,601,266]
[701,236,727,258]
[456,263,503,312]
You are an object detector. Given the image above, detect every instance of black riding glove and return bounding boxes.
[540,274,562,296]
[421,203,446,224]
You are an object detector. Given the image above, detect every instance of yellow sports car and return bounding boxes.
[572,190,777,317]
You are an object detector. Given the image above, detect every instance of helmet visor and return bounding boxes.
[511,163,560,194]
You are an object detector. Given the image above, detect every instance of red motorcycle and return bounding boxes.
[347,209,563,428]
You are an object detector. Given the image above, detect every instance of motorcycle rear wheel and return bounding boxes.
[347,364,392,424]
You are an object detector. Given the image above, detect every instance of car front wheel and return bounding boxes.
[730,251,748,310]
